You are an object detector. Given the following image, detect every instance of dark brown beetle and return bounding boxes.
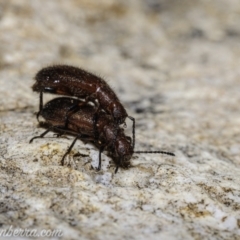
[30,97,174,173]
[32,65,136,148]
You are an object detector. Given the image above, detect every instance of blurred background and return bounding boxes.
[1,0,240,160]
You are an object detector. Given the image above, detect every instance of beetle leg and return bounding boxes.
[61,135,79,166]
[127,116,135,150]
[114,165,119,174]
[36,91,43,122]
[97,146,105,171]
[29,125,65,143]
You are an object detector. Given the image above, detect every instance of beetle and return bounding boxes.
[32,65,136,148]
[30,97,175,173]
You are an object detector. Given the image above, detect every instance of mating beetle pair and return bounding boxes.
[30,65,174,173]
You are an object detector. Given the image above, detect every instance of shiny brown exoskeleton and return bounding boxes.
[32,65,136,148]
[30,97,174,173]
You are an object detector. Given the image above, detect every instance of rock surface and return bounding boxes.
[0,0,240,239]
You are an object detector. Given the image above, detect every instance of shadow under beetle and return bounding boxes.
[32,65,136,148]
[30,97,175,173]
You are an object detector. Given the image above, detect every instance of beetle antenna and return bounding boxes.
[134,151,175,156]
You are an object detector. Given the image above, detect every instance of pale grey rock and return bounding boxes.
[0,0,240,239]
